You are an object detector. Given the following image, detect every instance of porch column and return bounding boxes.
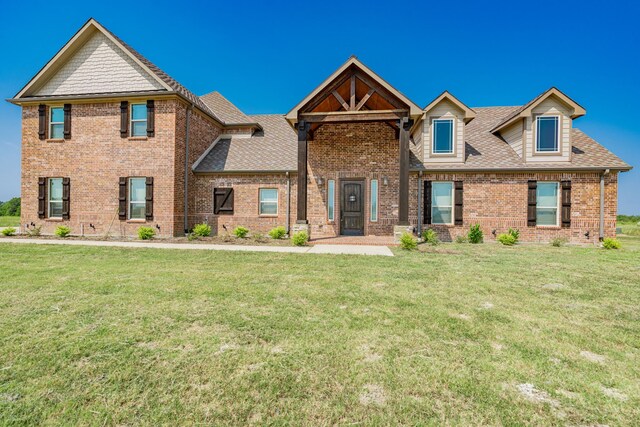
[296,120,310,223]
[398,116,413,225]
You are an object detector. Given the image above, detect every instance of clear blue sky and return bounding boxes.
[0,0,638,213]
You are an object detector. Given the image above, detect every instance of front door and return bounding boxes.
[340,180,364,236]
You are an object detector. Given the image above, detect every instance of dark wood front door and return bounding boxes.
[340,180,364,236]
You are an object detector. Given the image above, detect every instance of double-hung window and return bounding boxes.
[432,182,454,224]
[259,189,278,215]
[48,178,63,218]
[536,182,559,226]
[327,180,335,221]
[432,118,454,154]
[128,178,147,220]
[536,116,559,152]
[49,107,64,139]
[370,179,378,222]
[130,103,147,137]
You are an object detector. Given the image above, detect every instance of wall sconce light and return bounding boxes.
[382,176,389,186]
[584,230,590,239]
[155,224,161,231]
[492,229,497,236]
[317,177,324,185]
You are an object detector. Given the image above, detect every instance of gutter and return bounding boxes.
[286,172,291,235]
[409,166,632,173]
[599,169,610,241]
[184,103,194,234]
[416,170,423,237]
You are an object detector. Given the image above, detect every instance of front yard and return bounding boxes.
[0,238,638,425]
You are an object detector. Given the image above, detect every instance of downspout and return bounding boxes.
[417,170,423,236]
[286,171,291,235]
[599,168,609,241]
[184,103,193,234]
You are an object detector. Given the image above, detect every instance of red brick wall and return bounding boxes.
[409,171,618,244]
[20,99,181,237]
[192,173,297,235]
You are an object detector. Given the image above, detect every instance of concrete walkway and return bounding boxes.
[0,238,394,257]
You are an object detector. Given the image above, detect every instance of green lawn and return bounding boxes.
[0,216,19,227]
[0,238,639,425]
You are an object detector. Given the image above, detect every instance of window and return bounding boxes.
[370,179,378,222]
[130,103,147,137]
[536,116,559,152]
[327,180,335,221]
[259,189,278,215]
[128,178,146,220]
[432,182,454,224]
[536,182,559,226]
[432,118,454,154]
[49,107,64,139]
[48,178,63,218]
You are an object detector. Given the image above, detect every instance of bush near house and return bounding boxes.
[1,227,16,236]
[54,226,71,238]
[291,231,308,246]
[192,223,212,238]
[550,237,568,247]
[399,232,417,250]
[269,226,287,240]
[497,233,517,246]
[602,237,621,249]
[468,224,483,244]
[137,226,155,240]
[234,226,249,238]
[421,228,439,245]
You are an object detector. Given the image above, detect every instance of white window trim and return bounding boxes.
[327,180,335,222]
[370,179,378,222]
[259,188,278,216]
[536,181,560,227]
[431,117,455,155]
[128,177,146,220]
[431,181,454,225]
[534,115,561,154]
[130,103,147,137]
[48,177,63,219]
[49,106,64,139]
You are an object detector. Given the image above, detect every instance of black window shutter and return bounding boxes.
[146,100,155,137]
[38,105,47,140]
[120,101,129,138]
[454,181,463,226]
[145,177,154,220]
[63,104,71,139]
[119,177,127,220]
[214,188,234,214]
[423,180,432,224]
[38,177,47,219]
[527,180,537,227]
[561,180,571,228]
[62,177,70,220]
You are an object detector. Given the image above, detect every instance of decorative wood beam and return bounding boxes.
[302,71,352,113]
[299,109,408,123]
[398,116,414,225]
[296,120,310,223]
[350,75,356,110]
[332,90,350,111]
[355,73,405,109]
[356,88,375,111]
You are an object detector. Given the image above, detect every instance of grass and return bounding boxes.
[0,216,19,227]
[0,238,639,425]
[618,221,640,236]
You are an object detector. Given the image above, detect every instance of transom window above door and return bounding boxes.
[432,118,454,154]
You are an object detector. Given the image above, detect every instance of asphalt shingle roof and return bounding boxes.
[199,92,254,125]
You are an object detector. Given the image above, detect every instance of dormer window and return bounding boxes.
[432,118,454,154]
[536,116,559,152]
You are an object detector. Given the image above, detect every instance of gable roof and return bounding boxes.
[199,92,254,125]
[410,106,630,171]
[423,90,476,123]
[490,87,586,134]
[10,18,224,125]
[285,56,423,123]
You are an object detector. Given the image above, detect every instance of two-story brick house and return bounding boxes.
[8,19,631,243]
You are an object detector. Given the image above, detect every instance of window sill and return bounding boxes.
[258,215,278,218]
[128,137,148,141]
[430,152,456,157]
[536,225,561,229]
[45,139,65,143]
[126,219,147,223]
[45,218,64,222]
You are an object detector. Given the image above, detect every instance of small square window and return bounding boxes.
[431,182,454,224]
[432,119,454,154]
[129,178,146,220]
[536,116,559,152]
[49,107,64,139]
[259,189,278,215]
[370,179,378,222]
[130,104,147,137]
[48,178,63,218]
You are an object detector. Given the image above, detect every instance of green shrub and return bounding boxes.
[454,235,468,244]
[192,223,212,237]
[137,226,155,240]
[550,237,567,247]
[26,225,42,237]
[234,226,249,238]
[468,224,483,244]
[1,227,16,236]
[497,233,516,246]
[421,228,439,245]
[292,231,308,246]
[399,232,417,250]
[508,228,520,242]
[54,225,71,238]
[253,233,268,243]
[269,226,287,240]
[602,237,621,249]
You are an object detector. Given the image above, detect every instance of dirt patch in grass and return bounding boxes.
[515,383,559,407]
[601,386,628,401]
[359,384,386,406]
[580,351,606,364]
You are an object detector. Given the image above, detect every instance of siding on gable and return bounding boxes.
[524,97,572,163]
[422,99,465,164]
[501,119,524,157]
[34,31,165,96]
